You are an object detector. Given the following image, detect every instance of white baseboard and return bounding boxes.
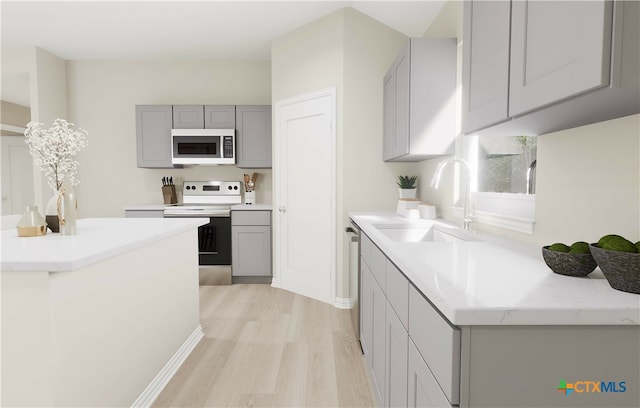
[131,325,204,408]
[334,296,352,309]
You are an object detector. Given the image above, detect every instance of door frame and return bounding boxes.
[272,86,337,305]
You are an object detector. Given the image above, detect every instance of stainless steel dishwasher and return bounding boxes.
[345,220,362,353]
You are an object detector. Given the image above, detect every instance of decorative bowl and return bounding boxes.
[541,246,597,277]
[589,244,640,294]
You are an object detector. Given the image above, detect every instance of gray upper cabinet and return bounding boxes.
[461,0,511,134]
[205,105,236,129]
[173,105,235,129]
[509,1,613,117]
[383,38,457,162]
[462,0,639,137]
[382,70,395,161]
[385,41,410,160]
[172,105,204,128]
[235,105,272,168]
[136,105,176,169]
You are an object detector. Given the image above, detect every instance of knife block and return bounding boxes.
[162,185,177,205]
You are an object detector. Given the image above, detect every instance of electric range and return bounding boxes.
[164,181,241,285]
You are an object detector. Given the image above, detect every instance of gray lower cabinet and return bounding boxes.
[358,229,640,408]
[409,285,460,406]
[361,234,410,408]
[361,232,457,408]
[172,105,204,129]
[361,258,387,407]
[408,340,452,408]
[386,301,408,408]
[231,210,271,282]
[360,260,372,358]
[462,0,639,136]
[135,105,176,169]
[235,105,272,168]
[383,38,456,162]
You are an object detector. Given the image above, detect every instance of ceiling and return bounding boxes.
[1,1,446,60]
[1,1,446,107]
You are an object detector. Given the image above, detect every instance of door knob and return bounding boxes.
[279,206,286,213]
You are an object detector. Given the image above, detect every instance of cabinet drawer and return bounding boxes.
[231,210,271,226]
[360,233,373,268]
[408,339,453,408]
[368,243,387,291]
[386,261,408,329]
[409,285,460,405]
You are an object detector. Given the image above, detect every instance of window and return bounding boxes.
[464,135,537,234]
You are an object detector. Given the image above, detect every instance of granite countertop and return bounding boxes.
[1,217,208,272]
[350,212,640,326]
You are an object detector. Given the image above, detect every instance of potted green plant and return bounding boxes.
[397,175,418,199]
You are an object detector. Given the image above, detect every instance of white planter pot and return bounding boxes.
[398,188,417,199]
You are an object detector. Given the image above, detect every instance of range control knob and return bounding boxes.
[186,186,191,190]
[191,185,196,190]
[234,186,238,190]
[228,186,233,190]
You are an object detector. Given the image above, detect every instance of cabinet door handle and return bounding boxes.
[279,206,286,213]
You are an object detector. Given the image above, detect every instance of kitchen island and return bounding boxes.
[351,212,639,408]
[1,217,208,407]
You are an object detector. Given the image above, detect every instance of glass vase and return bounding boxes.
[57,180,77,236]
[45,192,60,233]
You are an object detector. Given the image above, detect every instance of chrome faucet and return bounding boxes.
[526,159,537,194]
[431,158,474,231]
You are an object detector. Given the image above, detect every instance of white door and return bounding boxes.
[1,136,34,215]
[274,87,336,305]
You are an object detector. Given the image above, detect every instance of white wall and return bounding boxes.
[519,114,639,245]
[1,46,68,212]
[66,60,271,217]
[342,9,415,295]
[272,8,415,300]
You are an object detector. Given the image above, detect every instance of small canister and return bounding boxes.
[418,203,437,219]
[16,206,47,237]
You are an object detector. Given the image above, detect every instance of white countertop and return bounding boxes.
[231,204,273,211]
[350,212,640,326]
[123,204,166,211]
[1,217,208,272]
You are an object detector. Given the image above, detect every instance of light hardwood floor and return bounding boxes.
[152,284,375,407]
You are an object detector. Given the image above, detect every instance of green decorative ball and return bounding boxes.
[548,243,570,253]
[597,235,638,253]
[569,241,590,254]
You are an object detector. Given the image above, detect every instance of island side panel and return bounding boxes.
[463,325,640,408]
[1,271,55,407]
[48,228,200,407]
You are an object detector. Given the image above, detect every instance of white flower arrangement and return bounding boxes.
[24,119,88,191]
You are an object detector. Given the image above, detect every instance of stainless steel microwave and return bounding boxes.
[171,129,235,165]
